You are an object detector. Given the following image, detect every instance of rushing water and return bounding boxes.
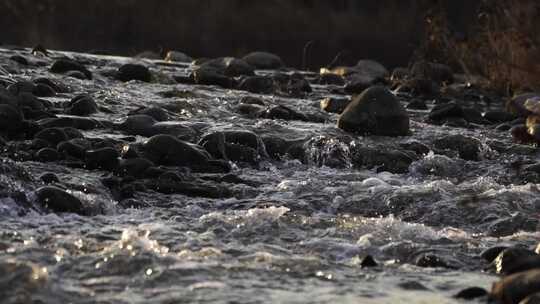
[0,48,539,303]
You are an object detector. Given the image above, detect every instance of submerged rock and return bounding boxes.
[338,86,410,136]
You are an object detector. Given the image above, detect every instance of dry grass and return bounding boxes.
[418,0,540,95]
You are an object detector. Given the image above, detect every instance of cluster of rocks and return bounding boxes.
[466,243,540,303]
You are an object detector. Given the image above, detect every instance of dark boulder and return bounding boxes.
[320,97,351,114]
[35,147,60,162]
[237,76,274,94]
[115,158,154,178]
[491,269,540,304]
[199,130,264,164]
[35,186,87,215]
[453,287,487,300]
[85,147,119,170]
[351,146,414,173]
[491,247,540,275]
[65,94,98,116]
[34,128,68,147]
[338,86,410,136]
[116,64,152,82]
[406,99,428,110]
[128,106,169,121]
[142,134,210,167]
[242,52,284,69]
[116,114,156,137]
[38,116,104,130]
[0,104,24,133]
[50,59,92,79]
[433,135,482,161]
[200,57,254,77]
[192,67,233,88]
[484,110,518,124]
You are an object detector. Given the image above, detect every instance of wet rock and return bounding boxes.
[338,86,410,136]
[39,173,60,184]
[38,116,104,130]
[117,114,156,137]
[360,255,378,268]
[50,59,92,79]
[481,246,509,263]
[462,107,488,124]
[199,130,264,164]
[192,67,233,88]
[320,97,350,114]
[143,179,232,198]
[65,70,88,80]
[344,74,385,94]
[35,147,59,162]
[240,96,265,106]
[484,110,518,124]
[17,92,47,111]
[201,57,254,77]
[488,213,538,237]
[33,77,68,93]
[242,52,284,69]
[400,78,440,98]
[57,139,89,159]
[0,104,24,133]
[142,134,210,167]
[85,147,119,170]
[116,64,152,82]
[10,54,28,65]
[491,248,540,275]
[65,94,98,116]
[399,141,430,156]
[491,269,540,304]
[35,186,87,215]
[351,146,414,173]
[511,125,536,144]
[258,105,307,121]
[34,128,68,147]
[453,287,487,300]
[507,93,538,117]
[151,122,197,141]
[7,80,36,96]
[397,281,429,291]
[415,253,452,269]
[33,83,56,97]
[407,99,428,110]
[433,135,482,161]
[128,106,168,121]
[237,76,274,94]
[115,158,154,178]
[428,102,463,122]
[164,50,193,63]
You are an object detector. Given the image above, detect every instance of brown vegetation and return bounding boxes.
[418,0,540,95]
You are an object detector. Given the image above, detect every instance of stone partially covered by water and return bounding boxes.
[0,47,536,303]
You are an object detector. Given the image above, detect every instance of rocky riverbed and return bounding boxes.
[0,46,539,303]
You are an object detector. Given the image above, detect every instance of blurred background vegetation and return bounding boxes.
[0,0,476,69]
